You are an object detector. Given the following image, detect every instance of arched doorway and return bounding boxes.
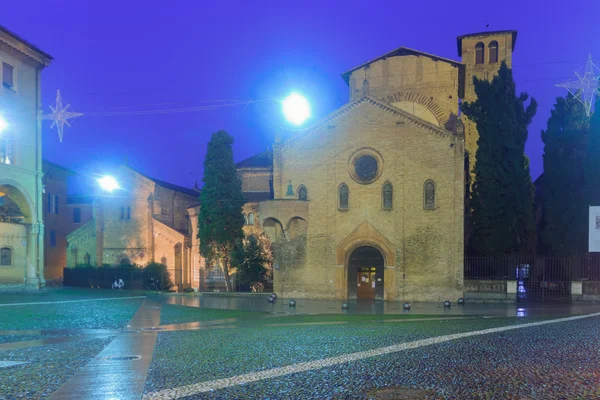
[348,246,384,300]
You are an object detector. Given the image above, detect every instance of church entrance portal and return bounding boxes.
[348,246,384,300]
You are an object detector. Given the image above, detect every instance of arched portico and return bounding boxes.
[0,179,43,288]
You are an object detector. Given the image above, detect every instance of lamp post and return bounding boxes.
[97,176,120,193]
[282,93,311,126]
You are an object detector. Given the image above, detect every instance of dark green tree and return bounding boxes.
[540,96,589,256]
[198,130,245,291]
[232,233,273,290]
[462,62,538,256]
[585,108,600,207]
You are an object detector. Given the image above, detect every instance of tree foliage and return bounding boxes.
[585,107,600,207]
[540,96,589,255]
[198,130,245,291]
[231,233,273,289]
[461,62,537,256]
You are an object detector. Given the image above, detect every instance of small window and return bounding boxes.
[161,256,167,266]
[339,184,349,210]
[50,230,56,247]
[488,41,498,63]
[424,180,436,210]
[2,62,14,89]
[73,207,81,223]
[83,253,91,265]
[475,42,485,64]
[244,214,248,225]
[0,247,12,266]
[0,138,13,165]
[120,206,125,220]
[382,182,393,210]
[248,212,254,225]
[47,194,58,214]
[126,207,131,220]
[298,186,308,201]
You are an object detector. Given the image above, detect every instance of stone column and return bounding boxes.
[24,223,41,289]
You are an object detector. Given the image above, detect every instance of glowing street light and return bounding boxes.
[0,115,8,133]
[97,176,120,192]
[282,93,311,126]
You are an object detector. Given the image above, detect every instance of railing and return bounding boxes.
[465,254,600,281]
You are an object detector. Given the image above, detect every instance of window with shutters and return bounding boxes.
[488,41,498,63]
[475,42,485,64]
[0,137,13,165]
[0,247,12,266]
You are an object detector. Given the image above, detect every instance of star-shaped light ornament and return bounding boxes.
[556,54,600,116]
[42,90,83,142]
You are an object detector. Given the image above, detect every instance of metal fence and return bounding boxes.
[465,254,600,302]
[465,255,600,281]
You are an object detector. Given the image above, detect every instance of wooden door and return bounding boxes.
[357,267,376,299]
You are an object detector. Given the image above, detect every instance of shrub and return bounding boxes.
[143,262,173,290]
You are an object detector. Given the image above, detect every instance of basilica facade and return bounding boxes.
[237,30,516,301]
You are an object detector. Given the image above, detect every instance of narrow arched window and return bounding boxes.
[488,41,498,63]
[298,186,307,201]
[244,214,248,225]
[424,180,436,210]
[120,258,131,266]
[475,42,484,64]
[339,184,349,210]
[161,256,167,266]
[83,253,91,265]
[0,247,12,266]
[382,182,393,210]
[248,212,254,225]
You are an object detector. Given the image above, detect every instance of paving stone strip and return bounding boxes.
[142,312,600,400]
[49,298,162,400]
[0,295,146,307]
[0,333,114,351]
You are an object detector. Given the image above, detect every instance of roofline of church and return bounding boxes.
[0,25,53,66]
[456,30,517,56]
[42,159,76,175]
[282,96,460,150]
[340,46,461,85]
[122,165,200,198]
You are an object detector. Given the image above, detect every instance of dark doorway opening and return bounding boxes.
[348,246,384,300]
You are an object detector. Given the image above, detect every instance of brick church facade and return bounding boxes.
[237,31,516,301]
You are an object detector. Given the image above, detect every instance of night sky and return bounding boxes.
[4,1,600,193]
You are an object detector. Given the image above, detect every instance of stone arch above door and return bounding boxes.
[336,221,396,266]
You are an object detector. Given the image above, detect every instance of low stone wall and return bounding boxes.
[0,283,25,292]
[463,279,515,303]
[573,281,600,302]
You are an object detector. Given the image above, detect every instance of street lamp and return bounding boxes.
[97,176,120,192]
[282,93,310,126]
[0,115,8,134]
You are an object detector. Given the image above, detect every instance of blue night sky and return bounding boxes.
[4,0,600,192]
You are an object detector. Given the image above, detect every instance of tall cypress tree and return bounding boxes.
[585,108,600,207]
[198,130,245,291]
[462,62,537,256]
[540,96,589,256]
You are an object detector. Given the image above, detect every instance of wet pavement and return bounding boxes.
[49,298,162,400]
[161,293,600,318]
[2,289,600,399]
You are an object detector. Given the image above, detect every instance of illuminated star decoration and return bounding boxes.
[42,90,83,142]
[556,54,600,116]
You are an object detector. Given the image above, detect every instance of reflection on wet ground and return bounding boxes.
[160,293,600,317]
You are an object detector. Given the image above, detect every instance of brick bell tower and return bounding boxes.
[457,30,517,187]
